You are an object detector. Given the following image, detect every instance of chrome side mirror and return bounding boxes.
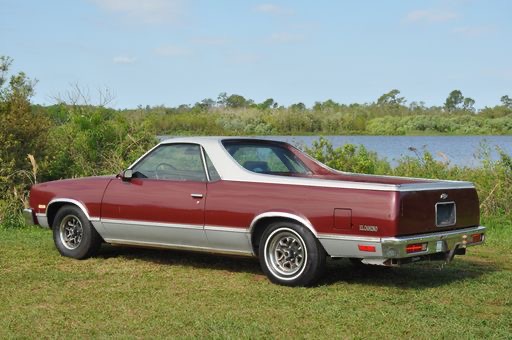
[121,169,133,181]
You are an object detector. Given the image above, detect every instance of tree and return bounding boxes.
[258,98,275,110]
[0,56,51,226]
[225,94,248,108]
[462,97,475,112]
[377,89,406,106]
[444,90,464,112]
[290,102,306,112]
[501,95,512,109]
[0,56,48,179]
[216,92,228,107]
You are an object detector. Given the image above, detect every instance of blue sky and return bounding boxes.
[1,0,511,109]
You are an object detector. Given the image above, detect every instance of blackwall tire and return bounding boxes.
[52,205,102,259]
[259,221,325,287]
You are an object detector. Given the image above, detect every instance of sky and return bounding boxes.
[1,0,511,109]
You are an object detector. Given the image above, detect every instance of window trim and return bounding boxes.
[130,142,209,183]
[199,146,211,182]
[221,140,311,176]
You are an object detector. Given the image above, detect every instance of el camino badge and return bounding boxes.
[359,225,378,232]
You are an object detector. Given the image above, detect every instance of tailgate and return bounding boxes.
[397,187,480,236]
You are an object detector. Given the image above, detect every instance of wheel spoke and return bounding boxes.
[59,215,84,250]
[266,229,307,278]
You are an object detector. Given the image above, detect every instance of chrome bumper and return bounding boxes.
[23,208,36,226]
[319,226,486,263]
[380,225,486,259]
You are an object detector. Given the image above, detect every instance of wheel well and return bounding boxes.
[46,202,70,229]
[251,217,312,255]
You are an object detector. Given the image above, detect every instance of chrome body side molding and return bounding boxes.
[46,198,100,222]
[249,212,317,237]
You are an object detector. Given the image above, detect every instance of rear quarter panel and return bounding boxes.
[205,181,400,237]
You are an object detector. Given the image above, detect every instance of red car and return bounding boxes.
[24,137,486,286]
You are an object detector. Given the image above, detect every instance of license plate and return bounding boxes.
[436,240,444,252]
[436,202,456,227]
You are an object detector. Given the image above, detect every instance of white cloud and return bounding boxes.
[254,3,292,15]
[113,55,137,64]
[90,0,183,24]
[154,44,191,57]
[405,9,459,23]
[269,32,304,44]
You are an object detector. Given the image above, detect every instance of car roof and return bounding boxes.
[159,136,286,146]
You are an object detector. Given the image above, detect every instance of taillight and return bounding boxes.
[471,233,483,243]
[406,243,427,253]
[358,245,376,252]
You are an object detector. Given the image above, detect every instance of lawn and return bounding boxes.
[1,224,511,339]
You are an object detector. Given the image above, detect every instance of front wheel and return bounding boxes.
[52,205,102,259]
[259,221,325,286]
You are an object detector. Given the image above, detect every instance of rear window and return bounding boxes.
[222,140,310,176]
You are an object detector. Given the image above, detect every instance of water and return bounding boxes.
[260,135,512,168]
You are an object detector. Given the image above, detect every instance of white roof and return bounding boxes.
[151,136,474,192]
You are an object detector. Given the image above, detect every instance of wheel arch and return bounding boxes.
[249,212,318,255]
[46,199,92,229]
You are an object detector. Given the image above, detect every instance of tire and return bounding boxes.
[259,221,326,287]
[52,205,102,259]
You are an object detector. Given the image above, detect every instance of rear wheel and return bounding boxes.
[52,205,102,259]
[259,221,325,286]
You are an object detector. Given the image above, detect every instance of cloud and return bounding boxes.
[154,44,191,57]
[90,0,183,24]
[405,9,459,23]
[113,55,137,64]
[254,3,292,15]
[268,32,304,44]
[453,25,495,38]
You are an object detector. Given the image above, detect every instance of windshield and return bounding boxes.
[222,140,311,176]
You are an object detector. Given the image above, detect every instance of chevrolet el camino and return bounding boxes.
[24,137,486,286]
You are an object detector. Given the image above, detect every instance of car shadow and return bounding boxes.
[319,257,498,289]
[98,244,263,275]
[97,245,498,289]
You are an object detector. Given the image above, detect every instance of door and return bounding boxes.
[100,143,208,248]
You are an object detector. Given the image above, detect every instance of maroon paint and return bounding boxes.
[101,178,206,226]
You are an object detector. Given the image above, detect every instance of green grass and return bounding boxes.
[1,225,511,339]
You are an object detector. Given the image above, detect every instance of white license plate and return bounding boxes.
[436,240,444,252]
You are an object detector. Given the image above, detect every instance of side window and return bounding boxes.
[224,143,310,175]
[131,144,206,182]
[204,152,221,181]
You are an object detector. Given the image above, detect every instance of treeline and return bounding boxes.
[1,56,512,228]
[102,89,512,136]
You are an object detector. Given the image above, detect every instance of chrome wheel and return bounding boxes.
[59,215,83,250]
[264,228,308,280]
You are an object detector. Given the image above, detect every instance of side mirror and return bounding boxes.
[121,169,133,181]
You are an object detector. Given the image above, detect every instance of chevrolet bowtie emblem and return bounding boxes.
[440,193,448,200]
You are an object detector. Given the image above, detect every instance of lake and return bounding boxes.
[159,135,512,168]
[258,135,512,168]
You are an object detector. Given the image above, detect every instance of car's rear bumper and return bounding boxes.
[318,225,486,264]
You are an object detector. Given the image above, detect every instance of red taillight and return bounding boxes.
[471,234,483,243]
[358,245,376,252]
[406,243,427,253]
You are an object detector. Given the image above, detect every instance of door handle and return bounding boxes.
[191,193,204,199]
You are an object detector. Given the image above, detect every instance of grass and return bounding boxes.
[1,223,511,339]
